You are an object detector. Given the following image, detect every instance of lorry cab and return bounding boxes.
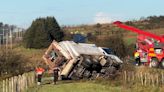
[100,47,114,55]
[99,47,123,64]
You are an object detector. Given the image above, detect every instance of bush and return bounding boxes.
[126,43,136,57]
[0,48,29,77]
[96,33,127,58]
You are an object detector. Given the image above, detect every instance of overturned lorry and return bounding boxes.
[43,40,123,80]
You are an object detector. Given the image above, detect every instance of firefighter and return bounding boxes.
[134,51,140,66]
[35,66,45,85]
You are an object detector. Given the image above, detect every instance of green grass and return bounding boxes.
[26,72,164,92]
[124,37,136,45]
[26,82,121,92]
[26,80,164,92]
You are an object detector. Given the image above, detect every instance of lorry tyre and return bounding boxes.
[160,59,164,69]
[82,58,92,69]
[150,58,159,68]
[92,62,102,72]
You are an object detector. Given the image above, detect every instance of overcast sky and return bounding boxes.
[0,0,164,28]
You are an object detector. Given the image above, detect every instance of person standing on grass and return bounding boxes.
[53,67,60,85]
[134,51,140,66]
[36,66,45,85]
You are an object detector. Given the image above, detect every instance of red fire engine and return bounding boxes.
[114,21,164,68]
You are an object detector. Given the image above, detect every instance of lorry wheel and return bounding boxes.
[160,59,164,69]
[150,58,159,68]
[82,58,92,69]
[92,62,102,72]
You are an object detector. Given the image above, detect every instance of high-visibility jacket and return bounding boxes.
[134,52,140,58]
[36,67,45,75]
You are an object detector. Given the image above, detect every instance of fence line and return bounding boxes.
[0,72,35,92]
[2,70,163,91]
[123,71,164,87]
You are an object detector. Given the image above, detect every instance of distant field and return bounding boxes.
[147,28,164,35]
[123,28,164,44]
[65,26,164,45]
[13,46,46,66]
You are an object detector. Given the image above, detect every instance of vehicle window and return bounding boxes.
[49,51,57,61]
[103,48,113,54]
[155,48,162,54]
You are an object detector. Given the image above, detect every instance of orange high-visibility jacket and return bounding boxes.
[36,67,45,75]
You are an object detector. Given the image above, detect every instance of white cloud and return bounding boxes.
[94,12,112,24]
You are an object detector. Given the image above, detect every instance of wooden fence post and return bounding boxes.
[18,75,21,92]
[8,78,11,92]
[124,71,127,83]
[162,72,164,86]
[15,76,18,92]
[31,72,35,86]
[24,73,27,91]
[132,71,135,81]
[11,77,13,92]
[137,73,140,83]
[152,75,155,87]
[156,74,159,86]
[5,79,8,92]
[3,80,5,92]
[21,74,24,92]
[127,72,129,82]
[148,73,150,86]
[144,73,147,86]
[13,76,16,92]
[20,75,23,92]
[140,72,144,86]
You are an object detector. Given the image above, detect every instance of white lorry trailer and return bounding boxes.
[43,40,123,79]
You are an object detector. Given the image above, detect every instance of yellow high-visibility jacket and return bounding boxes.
[134,52,140,58]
